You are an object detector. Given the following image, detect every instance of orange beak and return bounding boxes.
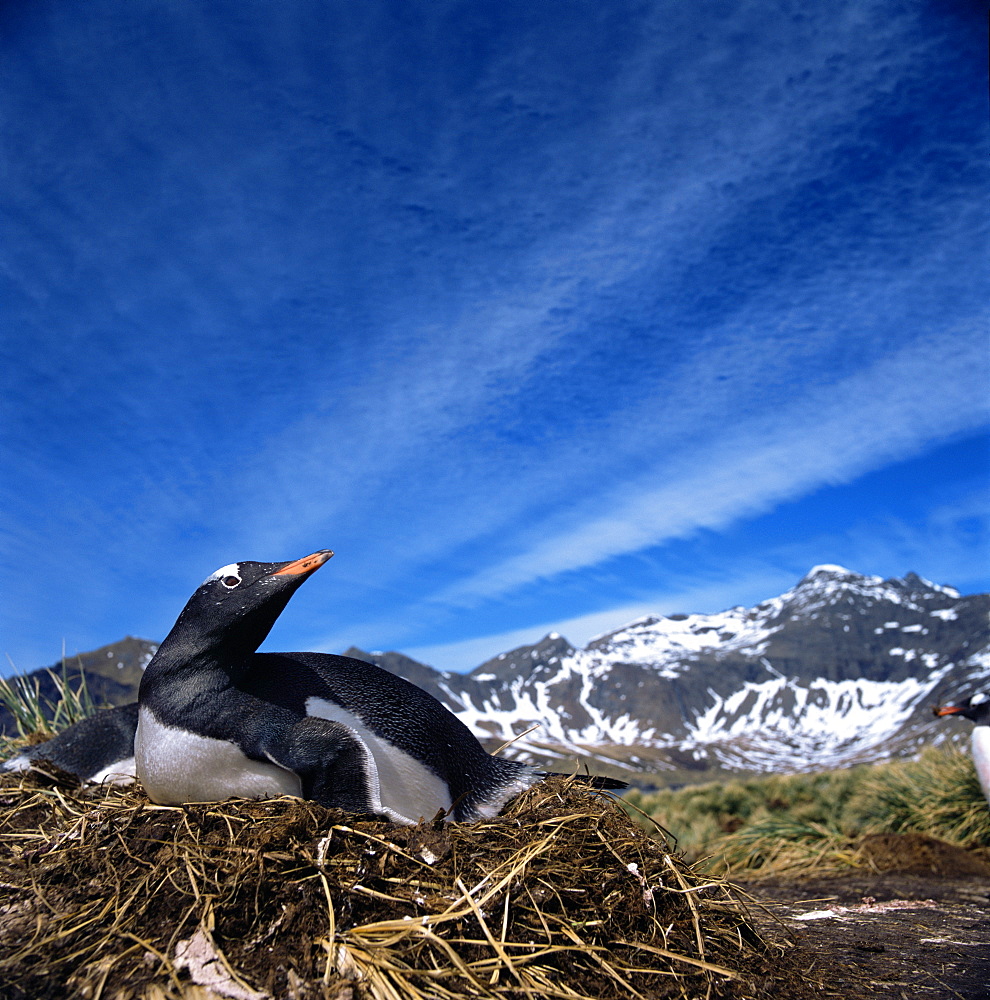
[933,704,964,717]
[272,549,334,577]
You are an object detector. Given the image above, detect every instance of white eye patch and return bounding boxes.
[971,692,989,706]
[203,563,243,588]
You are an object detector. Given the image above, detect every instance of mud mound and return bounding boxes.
[853,832,990,877]
[0,770,788,999]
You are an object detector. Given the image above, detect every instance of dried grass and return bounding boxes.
[628,746,990,882]
[0,769,785,1000]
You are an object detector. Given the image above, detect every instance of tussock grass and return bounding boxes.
[626,749,990,877]
[844,746,990,847]
[622,770,862,860]
[0,659,98,750]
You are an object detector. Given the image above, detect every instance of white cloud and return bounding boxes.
[402,565,801,671]
[816,490,990,595]
[400,495,990,671]
[433,326,989,607]
[221,1,983,586]
[3,0,985,674]
[198,5,947,561]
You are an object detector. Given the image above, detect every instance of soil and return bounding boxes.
[0,773,777,1000]
[737,834,990,1000]
[1,769,987,999]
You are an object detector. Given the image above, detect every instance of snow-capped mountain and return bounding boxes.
[350,566,990,774]
[4,567,987,776]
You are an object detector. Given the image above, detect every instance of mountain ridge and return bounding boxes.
[3,567,987,778]
[348,566,989,773]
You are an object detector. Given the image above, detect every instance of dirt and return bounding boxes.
[0,773,772,1000]
[737,834,990,1000]
[1,769,987,999]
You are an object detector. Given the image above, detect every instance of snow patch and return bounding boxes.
[930,608,958,621]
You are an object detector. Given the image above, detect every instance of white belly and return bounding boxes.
[305,697,453,824]
[135,707,301,805]
[972,726,990,806]
[90,757,136,785]
[2,754,33,774]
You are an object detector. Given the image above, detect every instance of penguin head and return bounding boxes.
[157,549,334,669]
[933,692,990,725]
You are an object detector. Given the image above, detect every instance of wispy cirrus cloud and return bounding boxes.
[1,1,986,672]
[394,487,990,671]
[425,326,989,609]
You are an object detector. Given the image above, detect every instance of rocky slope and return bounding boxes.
[350,566,990,773]
[4,567,988,776]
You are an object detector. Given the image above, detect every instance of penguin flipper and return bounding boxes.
[266,716,378,815]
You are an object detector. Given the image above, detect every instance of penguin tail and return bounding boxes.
[540,771,628,791]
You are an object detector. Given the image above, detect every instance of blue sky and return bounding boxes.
[1,1,987,675]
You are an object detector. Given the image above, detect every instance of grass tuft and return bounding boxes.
[844,746,990,847]
[627,748,990,877]
[0,659,98,753]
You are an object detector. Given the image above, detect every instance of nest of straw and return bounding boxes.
[0,769,783,1000]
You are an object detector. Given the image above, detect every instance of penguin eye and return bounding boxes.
[220,575,241,589]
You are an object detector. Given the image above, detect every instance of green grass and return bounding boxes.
[623,768,863,855]
[0,661,98,756]
[623,748,990,874]
[844,747,990,847]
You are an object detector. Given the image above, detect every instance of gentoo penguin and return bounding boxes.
[2,702,138,784]
[134,550,549,823]
[3,550,623,817]
[934,693,990,807]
